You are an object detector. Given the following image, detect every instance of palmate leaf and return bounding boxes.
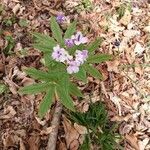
[32,32,57,52]
[33,44,53,52]
[64,21,76,39]
[50,16,63,44]
[43,52,54,68]
[38,86,55,118]
[25,68,54,81]
[84,64,103,80]
[19,82,50,94]
[56,74,75,111]
[57,86,75,111]
[73,67,87,83]
[87,54,112,63]
[69,82,83,97]
[87,37,103,53]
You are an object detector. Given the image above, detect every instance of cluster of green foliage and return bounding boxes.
[69,102,121,150]
[117,3,132,19]
[19,17,112,118]
[73,0,93,12]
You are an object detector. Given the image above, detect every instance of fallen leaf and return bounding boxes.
[134,63,143,76]
[63,116,79,149]
[0,106,16,119]
[74,123,87,135]
[143,26,150,33]
[12,3,21,14]
[70,139,79,150]
[138,138,149,150]
[125,134,140,150]
[28,135,40,150]
[108,93,122,116]
[123,30,140,38]
[19,138,26,150]
[40,126,55,135]
[106,60,120,73]
[134,42,145,55]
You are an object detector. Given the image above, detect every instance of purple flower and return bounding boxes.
[56,14,65,23]
[67,61,79,74]
[71,32,88,45]
[75,50,88,65]
[65,39,74,47]
[52,45,72,62]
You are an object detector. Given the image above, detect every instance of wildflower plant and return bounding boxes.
[69,102,121,150]
[19,16,112,118]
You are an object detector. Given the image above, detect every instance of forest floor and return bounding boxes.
[0,0,150,150]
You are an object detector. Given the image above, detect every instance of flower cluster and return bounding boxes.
[65,31,88,47]
[51,32,88,74]
[56,14,65,24]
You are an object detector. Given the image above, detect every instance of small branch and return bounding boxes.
[47,101,63,150]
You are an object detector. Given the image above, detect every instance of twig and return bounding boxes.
[47,101,63,150]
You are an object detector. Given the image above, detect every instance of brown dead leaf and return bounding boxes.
[123,30,140,38]
[108,93,122,116]
[134,42,145,55]
[144,26,150,33]
[3,76,19,94]
[40,126,55,135]
[0,106,16,119]
[28,135,40,150]
[2,132,22,149]
[134,63,143,76]
[58,141,67,150]
[70,139,79,150]
[74,123,87,135]
[125,134,140,150]
[106,59,120,73]
[126,47,135,64]
[138,138,149,150]
[111,114,131,122]
[19,138,26,150]
[12,3,21,14]
[63,116,79,149]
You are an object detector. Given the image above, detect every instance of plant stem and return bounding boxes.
[47,100,63,150]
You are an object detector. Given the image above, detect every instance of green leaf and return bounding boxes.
[56,75,75,111]
[50,16,63,44]
[0,83,7,94]
[19,19,28,27]
[33,43,53,52]
[32,32,56,44]
[87,54,112,63]
[64,21,76,39]
[4,36,15,55]
[19,82,50,94]
[57,85,75,111]
[43,52,54,68]
[73,67,87,82]
[80,135,90,150]
[87,37,103,53]
[32,32,57,52]
[38,86,55,118]
[69,82,83,97]
[25,68,54,81]
[84,64,103,80]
